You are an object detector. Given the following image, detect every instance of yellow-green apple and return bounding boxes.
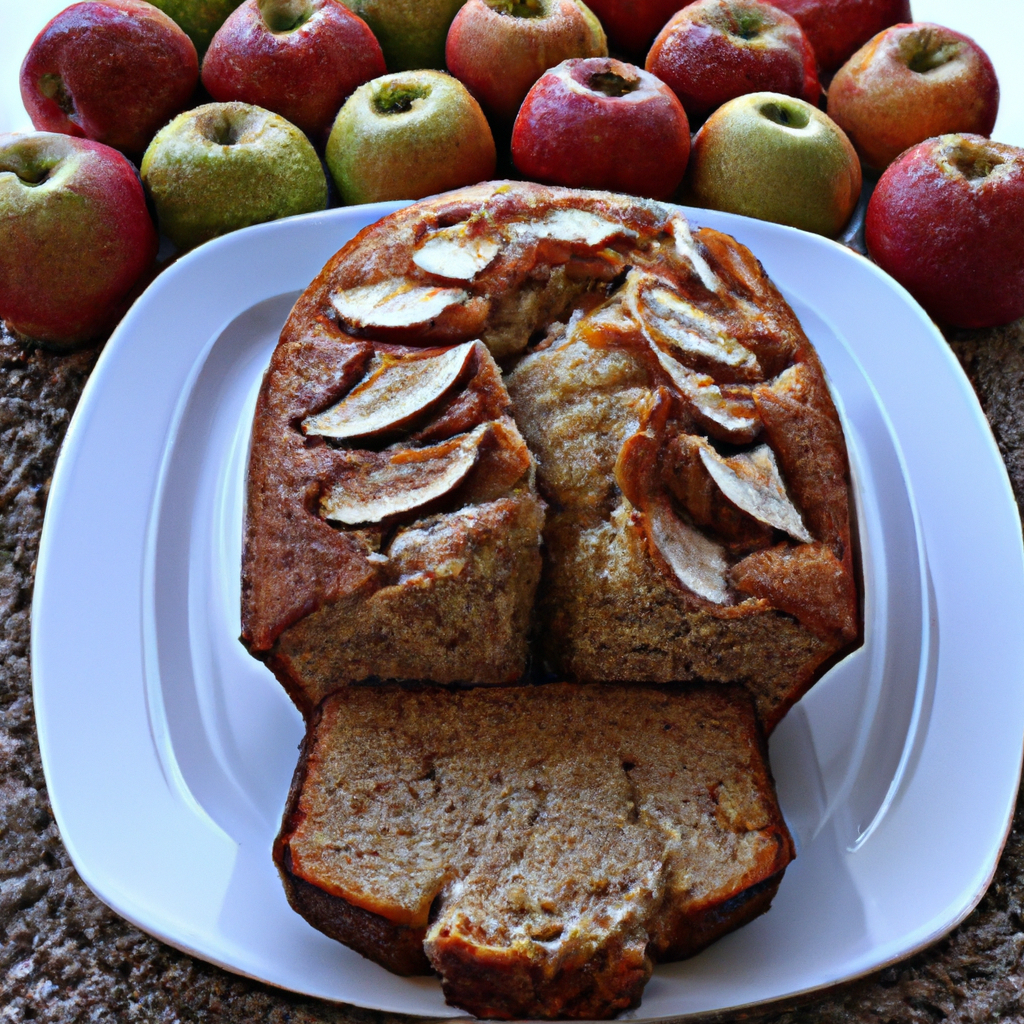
[0,133,157,347]
[19,0,199,159]
[768,0,911,74]
[512,58,689,200]
[202,0,386,142]
[645,0,819,124]
[866,134,1024,329]
[141,102,327,249]
[446,0,606,124]
[827,23,998,171]
[147,0,242,53]
[584,0,683,56]
[687,92,861,236]
[340,0,466,70]
[326,71,496,204]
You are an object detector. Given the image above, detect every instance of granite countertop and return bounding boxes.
[2,314,1023,1024]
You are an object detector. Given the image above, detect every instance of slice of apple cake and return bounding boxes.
[274,683,794,1020]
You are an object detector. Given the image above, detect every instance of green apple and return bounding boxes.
[326,71,496,205]
[687,92,862,237]
[141,102,327,250]
[340,0,466,70]
[147,0,242,53]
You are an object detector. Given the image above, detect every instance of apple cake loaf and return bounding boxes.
[274,683,795,1020]
[243,181,859,729]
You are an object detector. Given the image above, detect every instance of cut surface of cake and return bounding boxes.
[274,683,795,1020]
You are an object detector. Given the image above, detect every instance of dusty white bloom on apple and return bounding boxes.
[827,22,999,171]
[866,135,1024,329]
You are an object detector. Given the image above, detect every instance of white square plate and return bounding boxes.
[32,203,1024,1019]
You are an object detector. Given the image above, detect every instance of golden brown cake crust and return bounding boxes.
[274,683,794,1020]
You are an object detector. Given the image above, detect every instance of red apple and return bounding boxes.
[866,135,1024,329]
[20,0,199,159]
[769,0,911,74]
[202,0,386,143]
[645,0,820,124]
[827,23,998,171]
[0,133,158,347]
[584,0,686,56]
[446,0,607,124]
[512,57,690,200]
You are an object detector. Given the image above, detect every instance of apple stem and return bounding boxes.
[258,0,315,32]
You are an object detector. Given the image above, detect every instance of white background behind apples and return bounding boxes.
[0,1,1021,151]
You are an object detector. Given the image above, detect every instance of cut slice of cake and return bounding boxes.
[274,683,795,1020]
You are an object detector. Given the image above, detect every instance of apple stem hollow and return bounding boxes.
[949,143,1004,181]
[728,11,763,41]
[259,0,315,32]
[486,0,547,18]
[759,101,810,129]
[16,168,51,187]
[38,74,75,117]
[589,71,640,97]
[372,82,430,115]
[900,29,961,74]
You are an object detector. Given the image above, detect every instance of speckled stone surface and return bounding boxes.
[1,314,1023,1024]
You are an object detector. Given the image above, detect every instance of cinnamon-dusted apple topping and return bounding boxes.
[668,215,722,293]
[647,343,762,442]
[319,422,491,525]
[303,342,477,440]
[645,493,732,603]
[615,391,732,604]
[629,273,762,380]
[506,207,637,247]
[697,443,813,543]
[412,226,502,280]
[331,279,468,330]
